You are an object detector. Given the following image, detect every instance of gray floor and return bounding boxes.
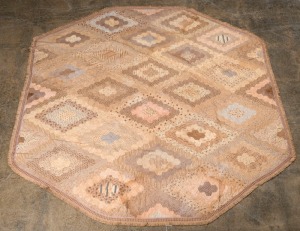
[0,0,299,230]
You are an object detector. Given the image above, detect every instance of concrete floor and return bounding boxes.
[0,0,299,230]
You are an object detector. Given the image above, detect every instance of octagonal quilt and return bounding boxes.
[9,6,296,226]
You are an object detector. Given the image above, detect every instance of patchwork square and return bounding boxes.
[27,145,95,182]
[129,28,168,48]
[163,78,220,106]
[195,26,248,53]
[56,31,90,47]
[78,77,137,106]
[35,100,97,132]
[165,43,212,66]
[87,11,138,34]
[120,97,179,128]
[219,103,256,124]
[123,59,178,86]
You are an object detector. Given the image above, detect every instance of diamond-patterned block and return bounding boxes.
[163,78,220,106]
[35,99,97,132]
[123,59,178,86]
[78,77,137,106]
[120,97,179,128]
[87,11,138,34]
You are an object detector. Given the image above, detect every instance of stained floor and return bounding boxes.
[0,0,299,230]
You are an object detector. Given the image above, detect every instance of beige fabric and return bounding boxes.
[8,6,296,226]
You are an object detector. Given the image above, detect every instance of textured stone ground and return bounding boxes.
[0,0,299,230]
